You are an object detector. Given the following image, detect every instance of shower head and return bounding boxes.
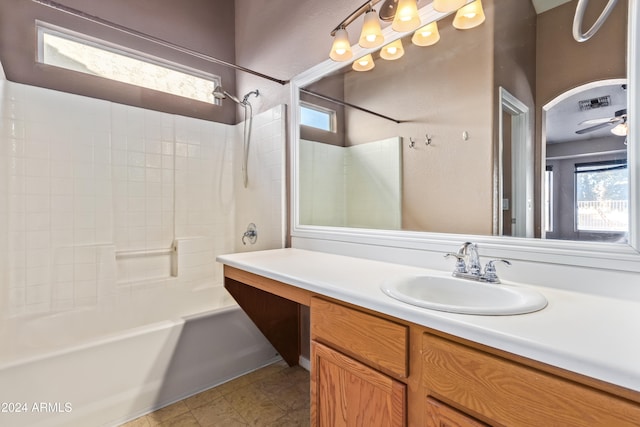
[212,85,242,104]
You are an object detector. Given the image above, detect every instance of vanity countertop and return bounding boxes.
[217,248,640,393]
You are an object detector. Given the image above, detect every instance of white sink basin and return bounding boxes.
[381,275,547,315]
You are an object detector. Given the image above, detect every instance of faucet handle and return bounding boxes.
[483,259,511,283]
[445,253,467,274]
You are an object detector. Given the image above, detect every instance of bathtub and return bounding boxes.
[0,285,279,427]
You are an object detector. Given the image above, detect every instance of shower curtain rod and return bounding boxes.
[300,88,402,124]
[31,0,289,86]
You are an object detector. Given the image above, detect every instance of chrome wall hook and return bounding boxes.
[425,134,433,146]
[409,137,416,149]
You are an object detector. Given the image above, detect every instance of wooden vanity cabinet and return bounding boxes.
[310,297,409,427]
[421,332,640,426]
[222,267,640,427]
[425,397,488,427]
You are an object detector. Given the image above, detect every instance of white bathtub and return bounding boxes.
[0,285,279,427]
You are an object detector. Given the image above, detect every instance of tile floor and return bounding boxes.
[120,360,310,427]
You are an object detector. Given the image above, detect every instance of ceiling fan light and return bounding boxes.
[330,28,353,61]
[359,9,384,48]
[453,0,486,30]
[432,0,467,13]
[611,122,628,136]
[392,0,421,32]
[412,22,440,46]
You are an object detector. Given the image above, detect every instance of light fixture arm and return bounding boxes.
[330,0,383,36]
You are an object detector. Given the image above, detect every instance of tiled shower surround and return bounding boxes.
[0,79,285,318]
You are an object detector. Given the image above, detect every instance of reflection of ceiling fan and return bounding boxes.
[576,108,627,135]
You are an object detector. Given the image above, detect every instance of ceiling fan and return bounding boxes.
[576,108,627,135]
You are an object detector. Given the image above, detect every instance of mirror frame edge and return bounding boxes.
[289,0,640,273]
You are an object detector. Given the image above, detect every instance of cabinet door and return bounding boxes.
[312,341,406,427]
[425,397,488,427]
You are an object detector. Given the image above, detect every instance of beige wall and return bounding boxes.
[341,4,498,234]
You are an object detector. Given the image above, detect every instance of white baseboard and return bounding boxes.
[299,355,311,371]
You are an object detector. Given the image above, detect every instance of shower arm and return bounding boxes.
[242,90,260,105]
[573,0,619,42]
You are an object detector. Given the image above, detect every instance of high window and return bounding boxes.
[300,102,336,132]
[37,22,220,104]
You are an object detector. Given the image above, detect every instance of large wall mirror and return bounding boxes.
[291,0,640,271]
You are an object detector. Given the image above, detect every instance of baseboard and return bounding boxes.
[299,355,311,371]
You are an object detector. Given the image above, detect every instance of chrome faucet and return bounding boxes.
[445,242,511,284]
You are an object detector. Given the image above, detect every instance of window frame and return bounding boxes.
[35,21,222,105]
[299,101,337,133]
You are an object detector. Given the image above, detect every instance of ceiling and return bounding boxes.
[545,82,628,143]
[531,0,572,14]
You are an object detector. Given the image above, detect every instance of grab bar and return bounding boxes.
[573,0,619,42]
[115,247,175,259]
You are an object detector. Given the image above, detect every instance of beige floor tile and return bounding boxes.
[184,387,223,410]
[146,401,191,425]
[284,407,312,427]
[267,383,310,412]
[157,412,200,427]
[119,361,310,427]
[191,397,248,427]
[119,415,152,427]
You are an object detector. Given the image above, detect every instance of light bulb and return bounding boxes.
[352,54,375,71]
[453,0,486,30]
[380,39,404,60]
[432,0,467,13]
[359,9,384,48]
[330,28,353,61]
[392,0,421,32]
[412,22,440,47]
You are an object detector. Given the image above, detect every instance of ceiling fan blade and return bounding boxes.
[578,117,614,126]
[575,122,615,134]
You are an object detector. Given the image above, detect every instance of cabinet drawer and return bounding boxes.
[422,333,640,426]
[311,297,408,378]
[425,397,488,427]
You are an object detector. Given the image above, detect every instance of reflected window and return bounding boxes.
[575,160,628,232]
[36,22,220,104]
[300,102,336,132]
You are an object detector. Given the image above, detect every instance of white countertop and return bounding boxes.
[217,248,640,393]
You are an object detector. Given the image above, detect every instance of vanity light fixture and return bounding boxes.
[329,27,353,61]
[380,39,405,60]
[453,0,486,30]
[353,54,376,71]
[433,0,467,13]
[328,0,485,69]
[359,8,384,48]
[412,21,440,46]
[392,0,421,32]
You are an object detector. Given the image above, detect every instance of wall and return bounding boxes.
[0,0,237,123]
[0,77,285,317]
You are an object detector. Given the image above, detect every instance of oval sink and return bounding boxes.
[381,275,547,315]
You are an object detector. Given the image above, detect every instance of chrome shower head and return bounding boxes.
[212,85,242,104]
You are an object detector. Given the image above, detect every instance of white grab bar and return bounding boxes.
[573,0,619,42]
